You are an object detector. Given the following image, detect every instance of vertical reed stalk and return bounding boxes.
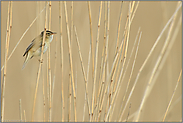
[51,36,57,120]
[42,73,46,121]
[24,110,26,122]
[97,2,107,121]
[87,1,94,87]
[91,2,103,120]
[87,2,94,120]
[83,38,92,121]
[19,99,22,121]
[70,2,74,121]
[115,1,123,54]
[98,1,110,121]
[111,1,123,96]
[69,71,72,121]
[64,1,77,121]
[1,2,11,122]
[32,1,48,121]
[59,1,65,121]
[74,26,91,121]
[48,1,52,121]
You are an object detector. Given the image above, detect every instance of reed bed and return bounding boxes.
[1,1,182,122]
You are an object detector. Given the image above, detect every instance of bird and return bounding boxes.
[22,30,56,69]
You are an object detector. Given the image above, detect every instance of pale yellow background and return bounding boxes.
[1,1,182,122]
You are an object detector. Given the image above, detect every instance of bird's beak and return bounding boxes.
[51,32,57,35]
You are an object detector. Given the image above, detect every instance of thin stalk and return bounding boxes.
[19,99,22,121]
[83,39,92,121]
[42,72,46,122]
[104,2,133,121]
[96,49,119,121]
[95,2,108,121]
[115,1,123,54]
[112,5,131,96]
[163,69,182,121]
[116,28,141,121]
[32,1,48,121]
[48,1,52,121]
[10,1,13,29]
[49,1,51,29]
[87,1,94,86]
[94,19,125,120]
[87,2,94,120]
[74,26,91,121]
[24,110,26,122]
[97,2,110,121]
[91,1,103,120]
[51,37,57,119]
[110,1,123,101]
[68,72,72,121]
[59,1,65,121]
[151,15,182,90]
[48,1,52,120]
[117,31,142,121]
[135,3,180,121]
[64,2,77,121]
[71,1,73,44]
[1,2,11,121]
[70,2,74,120]
[46,46,49,122]
[121,17,181,120]
[112,1,138,96]
[130,1,139,24]
[98,1,107,103]
[119,3,181,121]
[125,103,131,122]
[96,3,107,119]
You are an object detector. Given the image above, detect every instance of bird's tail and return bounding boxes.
[22,52,31,70]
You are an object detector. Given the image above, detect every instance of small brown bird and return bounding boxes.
[22,30,56,69]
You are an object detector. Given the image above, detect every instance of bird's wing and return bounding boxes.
[23,41,34,57]
[23,35,42,57]
[31,35,42,51]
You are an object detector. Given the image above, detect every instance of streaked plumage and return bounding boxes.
[22,30,56,69]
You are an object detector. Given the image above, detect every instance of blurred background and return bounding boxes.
[1,1,182,122]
